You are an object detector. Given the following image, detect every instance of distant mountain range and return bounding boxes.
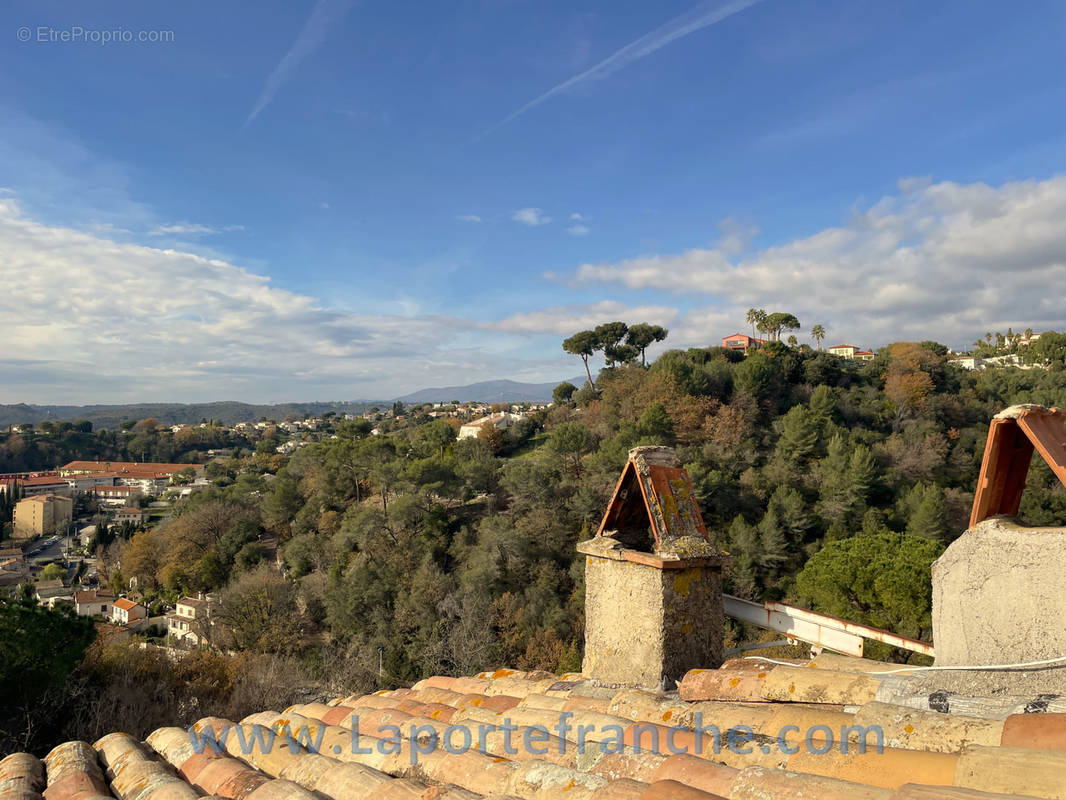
[0,378,585,429]
[0,401,375,430]
[395,377,584,405]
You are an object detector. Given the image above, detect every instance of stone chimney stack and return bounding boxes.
[933,405,1066,666]
[577,446,729,690]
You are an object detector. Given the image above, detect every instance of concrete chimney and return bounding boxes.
[577,446,729,690]
[933,405,1066,666]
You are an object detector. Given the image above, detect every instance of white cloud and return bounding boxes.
[559,175,1066,348]
[483,301,679,335]
[0,187,14,195]
[570,212,585,221]
[512,207,551,226]
[457,214,482,223]
[319,201,331,210]
[0,200,564,403]
[566,224,590,236]
[7,172,1065,404]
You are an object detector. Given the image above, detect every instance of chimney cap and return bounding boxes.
[627,446,679,468]
[592,445,718,557]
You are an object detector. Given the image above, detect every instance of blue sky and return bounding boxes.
[2,0,1066,402]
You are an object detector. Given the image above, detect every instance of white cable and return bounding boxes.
[743,654,1066,674]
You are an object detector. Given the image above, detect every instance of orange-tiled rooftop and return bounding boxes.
[4,655,1066,800]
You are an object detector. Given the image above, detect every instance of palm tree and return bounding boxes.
[745,308,765,340]
[787,334,798,347]
[810,324,826,350]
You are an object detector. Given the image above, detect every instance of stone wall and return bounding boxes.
[932,517,1066,666]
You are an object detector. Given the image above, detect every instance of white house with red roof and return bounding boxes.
[111,597,147,626]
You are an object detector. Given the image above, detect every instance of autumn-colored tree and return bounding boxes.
[120,530,165,589]
[478,421,505,454]
[884,370,934,417]
[883,342,943,421]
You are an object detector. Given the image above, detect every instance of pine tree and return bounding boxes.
[905,484,949,541]
[767,485,812,546]
[808,385,836,435]
[846,444,877,507]
[727,515,761,592]
[860,508,891,537]
[815,434,852,525]
[776,405,819,466]
[757,508,790,575]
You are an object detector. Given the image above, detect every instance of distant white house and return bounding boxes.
[111,597,147,626]
[78,524,97,547]
[827,343,876,361]
[36,579,72,608]
[458,412,526,440]
[983,354,1027,368]
[951,353,1033,371]
[950,356,983,370]
[74,589,115,617]
[167,596,212,647]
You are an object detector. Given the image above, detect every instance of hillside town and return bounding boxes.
[0,399,549,645]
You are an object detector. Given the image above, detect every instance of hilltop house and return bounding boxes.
[35,579,71,607]
[0,547,28,588]
[828,343,876,361]
[721,333,766,352]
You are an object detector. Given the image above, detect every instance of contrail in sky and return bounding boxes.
[474,0,765,141]
[244,0,358,128]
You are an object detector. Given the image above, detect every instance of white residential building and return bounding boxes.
[167,596,212,647]
[111,597,147,626]
[74,589,115,617]
[458,412,527,440]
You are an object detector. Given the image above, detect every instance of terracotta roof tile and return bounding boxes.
[649,754,736,796]
[999,712,1066,751]
[13,655,1066,800]
[638,779,725,799]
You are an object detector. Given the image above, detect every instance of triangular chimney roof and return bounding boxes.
[596,446,710,554]
[970,404,1066,526]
